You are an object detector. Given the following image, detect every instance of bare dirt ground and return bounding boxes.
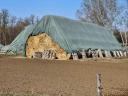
[0,57,128,96]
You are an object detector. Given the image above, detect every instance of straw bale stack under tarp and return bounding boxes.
[26,33,70,60]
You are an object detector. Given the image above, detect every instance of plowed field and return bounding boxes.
[0,57,128,96]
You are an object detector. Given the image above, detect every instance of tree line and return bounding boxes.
[0,0,127,46]
[0,9,39,45]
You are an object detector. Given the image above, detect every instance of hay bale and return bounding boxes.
[113,51,117,57]
[107,51,112,57]
[123,51,127,57]
[33,52,42,58]
[72,52,78,60]
[104,50,111,58]
[91,50,96,58]
[119,51,123,57]
[97,49,103,58]
[91,50,98,58]
[26,33,70,60]
[81,49,86,60]
[116,51,121,57]
[104,50,109,57]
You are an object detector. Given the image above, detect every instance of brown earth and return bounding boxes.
[0,57,128,96]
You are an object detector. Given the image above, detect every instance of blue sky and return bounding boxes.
[0,0,127,19]
[0,0,81,19]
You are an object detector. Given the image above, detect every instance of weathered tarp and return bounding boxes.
[1,25,35,55]
[2,15,122,55]
[31,15,122,52]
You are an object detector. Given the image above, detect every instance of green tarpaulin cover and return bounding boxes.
[2,15,122,55]
[31,15,122,52]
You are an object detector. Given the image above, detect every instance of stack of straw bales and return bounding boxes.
[26,33,70,60]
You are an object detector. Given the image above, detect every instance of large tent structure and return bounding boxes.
[26,15,122,59]
[1,25,35,55]
[1,15,122,59]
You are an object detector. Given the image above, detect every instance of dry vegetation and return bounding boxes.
[0,57,128,96]
[26,33,69,60]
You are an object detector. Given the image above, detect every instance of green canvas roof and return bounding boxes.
[2,15,122,55]
[1,25,35,54]
[31,15,122,52]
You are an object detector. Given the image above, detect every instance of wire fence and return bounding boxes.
[96,74,128,96]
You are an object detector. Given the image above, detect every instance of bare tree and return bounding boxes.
[0,13,2,27]
[24,17,31,25]
[24,15,36,25]
[29,14,35,25]
[0,12,2,43]
[76,0,118,28]
[76,0,128,45]
[127,0,128,5]
[16,18,26,33]
[10,16,17,27]
[10,16,17,41]
[36,16,40,24]
[0,9,38,45]
[113,9,128,46]
[1,9,9,45]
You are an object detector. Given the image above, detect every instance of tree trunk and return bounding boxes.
[124,32,127,46]
[120,32,125,46]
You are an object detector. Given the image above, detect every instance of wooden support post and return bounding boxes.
[126,51,128,57]
[95,50,99,58]
[113,51,117,57]
[116,51,120,57]
[49,50,52,60]
[108,51,112,57]
[43,51,46,59]
[98,49,103,58]
[96,74,103,96]
[104,50,109,58]
[42,51,44,59]
[119,51,123,57]
[81,49,86,60]
[32,52,35,58]
[92,50,96,58]
[123,51,127,57]
[34,52,42,58]
[72,53,78,60]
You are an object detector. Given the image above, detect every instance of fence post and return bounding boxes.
[96,74,103,96]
